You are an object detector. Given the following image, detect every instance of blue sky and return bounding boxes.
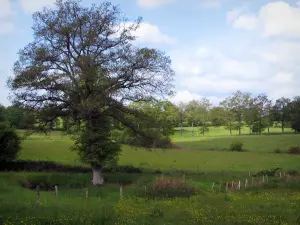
[0,0,300,106]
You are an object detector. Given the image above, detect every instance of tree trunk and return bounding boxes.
[92,167,104,185]
[180,123,183,136]
[282,120,284,134]
[268,126,270,134]
[259,117,262,135]
[192,122,194,136]
[238,121,241,135]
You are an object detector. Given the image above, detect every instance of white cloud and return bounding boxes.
[137,0,174,9]
[0,0,13,18]
[19,0,55,13]
[258,1,300,38]
[170,90,222,105]
[229,2,300,38]
[169,38,300,103]
[124,22,175,44]
[0,21,14,35]
[232,14,257,30]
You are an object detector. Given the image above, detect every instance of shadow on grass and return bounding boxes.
[0,160,142,174]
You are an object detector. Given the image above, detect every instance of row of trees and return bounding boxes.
[0,105,35,129]
[176,91,300,136]
[2,90,300,136]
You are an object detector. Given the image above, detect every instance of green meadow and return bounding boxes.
[1,127,300,224]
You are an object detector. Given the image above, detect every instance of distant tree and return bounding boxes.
[252,94,272,134]
[177,102,186,136]
[220,91,251,135]
[198,97,212,136]
[9,0,174,185]
[273,97,291,133]
[4,106,36,129]
[220,98,237,136]
[185,100,200,136]
[5,106,23,128]
[290,96,300,132]
[210,106,226,127]
[244,99,259,134]
[229,91,252,135]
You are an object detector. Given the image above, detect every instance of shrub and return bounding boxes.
[273,148,281,154]
[288,146,300,154]
[254,167,282,177]
[229,142,243,152]
[145,177,196,198]
[0,127,21,162]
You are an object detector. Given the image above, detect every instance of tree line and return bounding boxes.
[1,90,300,136]
[175,91,300,136]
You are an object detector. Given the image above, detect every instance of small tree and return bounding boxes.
[290,96,300,132]
[0,124,21,162]
[273,97,291,133]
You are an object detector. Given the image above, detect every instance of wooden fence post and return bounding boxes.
[36,185,40,205]
[85,188,88,199]
[120,184,123,200]
[55,185,58,198]
[211,182,215,191]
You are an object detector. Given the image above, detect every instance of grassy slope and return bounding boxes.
[18,131,300,172]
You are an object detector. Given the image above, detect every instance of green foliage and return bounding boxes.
[145,177,196,198]
[254,167,282,177]
[210,107,226,127]
[229,141,243,152]
[0,125,21,162]
[290,97,300,132]
[9,0,174,174]
[251,120,268,134]
[72,119,121,167]
[198,126,209,135]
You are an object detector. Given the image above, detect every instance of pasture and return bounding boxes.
[1,127,300,224]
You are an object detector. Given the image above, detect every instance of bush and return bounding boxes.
[0,127,21,162]
[273,148,281,154]
[288,146,300,154]
[254,167,282,177]
[229,142,243,152]
[145,177,196,198]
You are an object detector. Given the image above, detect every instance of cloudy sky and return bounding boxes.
[0,0,299,106]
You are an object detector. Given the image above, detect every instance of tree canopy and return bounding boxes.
[9,0,174,184]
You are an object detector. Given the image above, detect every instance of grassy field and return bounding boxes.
[173,126,300,153]
[1,128,300,224]
[18,131,300,171]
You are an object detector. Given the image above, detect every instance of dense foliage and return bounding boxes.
[0,124,21,162]
[8,0,174,175]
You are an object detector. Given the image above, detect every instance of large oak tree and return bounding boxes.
[9,0,174,185]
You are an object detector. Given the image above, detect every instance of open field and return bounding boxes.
[18,131,300,171]
[173,126,300,153]
[1,129,300,224]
